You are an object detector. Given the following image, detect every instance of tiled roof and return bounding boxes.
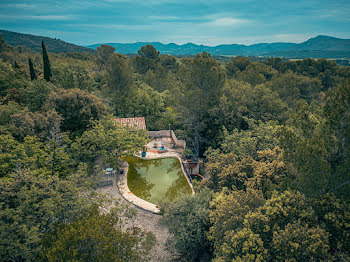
[114,117,146,130]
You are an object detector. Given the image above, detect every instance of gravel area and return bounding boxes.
[98,175,177,262]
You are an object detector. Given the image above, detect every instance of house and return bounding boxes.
[114,117,146,130]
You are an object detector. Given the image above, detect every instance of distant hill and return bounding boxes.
[87,35,350,58]
[0,29,94,53]
[87,42,297,56]
[288,35,350,52]
[1,29,349,58]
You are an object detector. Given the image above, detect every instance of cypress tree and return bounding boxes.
[0,33,8,52]
[28,58,36,80]
[14,61,20,69]
[42,40,52,81]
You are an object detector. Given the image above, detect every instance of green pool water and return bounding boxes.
[126,156,192,205]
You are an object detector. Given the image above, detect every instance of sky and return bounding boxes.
[0,0,350,46]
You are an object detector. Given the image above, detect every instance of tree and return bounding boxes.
[23,79,54,112]
[324,81,350,196]
[42,41,52,81]
[125,82,166,130]
[236,63,277,86]
[278,101,333,197]
[312,193,350,257]
[138,44,160,59]
[220,121,280,160]
[205,145,291,196]
[160,188,213,261]
[0,131,73,178]
[209,190,330,261]
[11,108,62,141]
[159,54,179,73]
[97,44,115,71]
[0,168,94,261]
[143,65,167,92]
[106,53,133,115]
[181,52,226,158]
[41,207,155,262]
[107,53,132,94]
[28,58,36,80]
[44,88,107,135]
[0,134,25,177]
[0,101,22,127]
[206,80,288,149]
[134,45,160,74]
[205,149,254,191]
[72,116,147,168]
[46,123,74,177]
[269,72,323,106]
[0,59,28,100]
[225,56,251,78]
[0,33,10,52]
[208,188,265,257]
[272,222,329,261]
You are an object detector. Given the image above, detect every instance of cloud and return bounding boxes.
[0,15,77,21]
[0,3,37,9]
[14,3,34,9]
[103,0,178,4]
[206,17,250,27]
[29,15,77,21]
[148,16,180,21]
[312,7,350,22]
[68,23,153,31]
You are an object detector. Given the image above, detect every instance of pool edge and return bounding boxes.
[117,161,161,214]
[117,153,195,214]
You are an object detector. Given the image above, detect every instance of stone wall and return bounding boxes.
[148,130,186,149]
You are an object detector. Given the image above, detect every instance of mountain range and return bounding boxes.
[1,29,350,58]
[87,35,350,58]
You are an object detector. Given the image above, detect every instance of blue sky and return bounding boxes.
[0,0,349,46]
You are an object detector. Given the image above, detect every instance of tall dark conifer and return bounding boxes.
[42,40,52,81]
[28,58,36,80]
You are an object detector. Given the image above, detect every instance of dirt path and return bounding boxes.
[98,176,176,262]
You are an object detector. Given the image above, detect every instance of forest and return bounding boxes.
[0,32,349,261]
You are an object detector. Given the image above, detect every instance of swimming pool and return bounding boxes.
[125,156,192,205]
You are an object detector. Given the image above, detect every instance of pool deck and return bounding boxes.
[117,139,194,214]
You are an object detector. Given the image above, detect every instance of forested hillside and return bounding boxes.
[0,33,349,261]
[0,29,94,53]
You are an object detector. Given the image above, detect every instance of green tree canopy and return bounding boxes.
[0,168,93,261]
[72,116,147,168]
[134,45,160,74]
[180,52,226,157]
[270,71,323,106]
[42,41,52,81]
[41,206,155,262]
[97,44,115,71]
[44,88,107,135]
[225,56,251,78]
[209,190,330,261]
[205,146,291,196]
[160,188,213,262]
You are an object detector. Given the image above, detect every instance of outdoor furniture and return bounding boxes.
[158,146,168,153]
[105,168,114,177]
